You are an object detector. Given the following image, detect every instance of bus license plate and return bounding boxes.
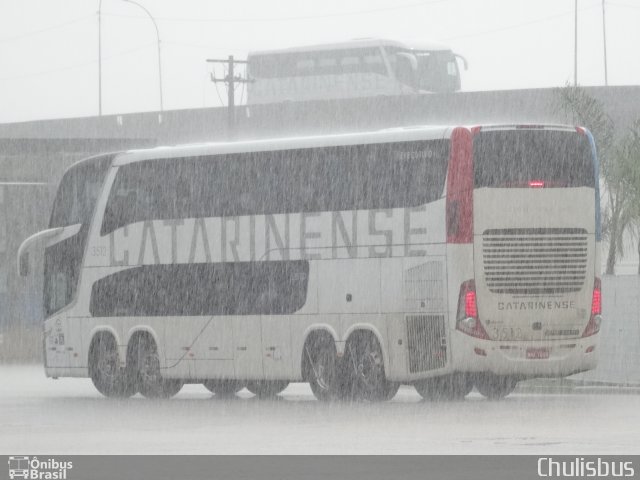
[526,348,550,359]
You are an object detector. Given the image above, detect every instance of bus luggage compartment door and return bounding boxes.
[233,316,264,379]
[261,315,292,379]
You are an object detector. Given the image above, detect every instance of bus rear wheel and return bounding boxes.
[414,373,473,401]
[203,379,245,397]
[304,335,339,401]
[131,335,183,399]
[246,380,289,398]
[89,333,136,398]
[475,374,517,400]
[343,332,399,402]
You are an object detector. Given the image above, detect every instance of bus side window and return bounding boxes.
[363,54,387,76]
[393,53,417,89]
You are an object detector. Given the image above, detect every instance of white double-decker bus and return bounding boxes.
[246,38,466,104]
[19,124,602,401]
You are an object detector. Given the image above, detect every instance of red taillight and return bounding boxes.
[456,280,490,340]
[583,278,602,337]
[465,290,478,318]
[591,278,601,315]
[529,180,544,188]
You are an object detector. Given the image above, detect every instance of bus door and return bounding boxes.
[38,224,87,369]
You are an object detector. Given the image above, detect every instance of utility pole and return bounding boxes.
[207,56,250,140]
[602,0,608,86]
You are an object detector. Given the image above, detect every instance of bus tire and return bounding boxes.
[343,331,398,402]
[475,374,517,400]
[131,334,183,399]
[414,373,473,401]
[246,380,289,398]
[303,333,339,401]
[203,379,245,397]
[89,333,136,398]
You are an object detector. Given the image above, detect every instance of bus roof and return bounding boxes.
[112,124,583,167]
[247,38,452,57]
[113,126,453,166]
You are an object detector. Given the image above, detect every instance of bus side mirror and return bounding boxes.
[19,252,29,277]
[455,54,468,71]
[16,226,71,277]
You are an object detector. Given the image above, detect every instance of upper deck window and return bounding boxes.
[100,140,449,235]
[248,47,388,78]
[49,155,112,228]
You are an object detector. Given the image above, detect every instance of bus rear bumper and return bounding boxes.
[451,332,600,378]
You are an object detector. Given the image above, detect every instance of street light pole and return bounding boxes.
[602,0,608,86]
[122,0,163,113]
[574,0,578,86]
[98,0,103,116]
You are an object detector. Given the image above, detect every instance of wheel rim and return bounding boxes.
[314,349,334,391]
[354,341,384,393]
[139,351,161,388]
[96,344,118,381]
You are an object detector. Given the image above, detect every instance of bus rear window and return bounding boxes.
[473,130,594,189]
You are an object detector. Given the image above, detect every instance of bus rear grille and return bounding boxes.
[406,315,446,373]
[482,228,589,295]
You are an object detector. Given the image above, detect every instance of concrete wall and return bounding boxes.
[574,276,640,385]
[1,86,639,144]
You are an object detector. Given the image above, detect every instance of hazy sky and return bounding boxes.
[1,0,638,123]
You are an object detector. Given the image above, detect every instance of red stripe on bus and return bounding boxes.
[446,127,475,243]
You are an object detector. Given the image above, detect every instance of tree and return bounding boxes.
[556,86,640,274]
[615,119,640,273]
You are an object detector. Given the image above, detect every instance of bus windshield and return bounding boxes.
[473,130,595,189]
[415,50,459,92]
[44,155,112,317]
[387,48,459,93]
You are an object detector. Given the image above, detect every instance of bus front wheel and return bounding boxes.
[89,333,136,398]
[474,374,517,400]
[131,335,183,399]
